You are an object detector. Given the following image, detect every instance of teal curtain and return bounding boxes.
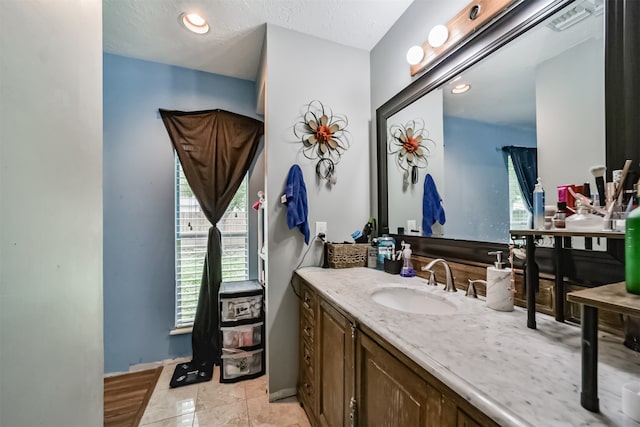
[503,146,537,213]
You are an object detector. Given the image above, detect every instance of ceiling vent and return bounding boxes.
[547,5,591,32]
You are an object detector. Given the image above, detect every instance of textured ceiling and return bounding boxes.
[103,0,414,81]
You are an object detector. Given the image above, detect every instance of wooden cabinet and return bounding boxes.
[298,278,499,427]
[317,299,355,427]
[298,281,318,424]
[298,281,356,427]
[357,332,449,426]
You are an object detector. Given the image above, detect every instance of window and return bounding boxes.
[174,157,249,328]
[507,156,532,230]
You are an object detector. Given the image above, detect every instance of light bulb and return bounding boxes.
[406,46,425,65]
[451,83,470,94]
[180,12,209,34]
[428,25,449,48]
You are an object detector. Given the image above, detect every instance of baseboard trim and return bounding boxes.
[269,387,297,402]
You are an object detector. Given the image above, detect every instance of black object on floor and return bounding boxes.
[169,360,214,388]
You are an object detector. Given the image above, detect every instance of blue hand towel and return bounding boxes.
[284,164,310,244]
[422,174,446,237]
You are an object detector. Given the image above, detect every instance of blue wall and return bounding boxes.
[103,54,260,373]
[443,116,537,243]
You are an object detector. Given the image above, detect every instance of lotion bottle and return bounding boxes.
[486,251,514,311]
[533,178,545,230]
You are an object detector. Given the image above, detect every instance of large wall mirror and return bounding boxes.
[377,0,640,255]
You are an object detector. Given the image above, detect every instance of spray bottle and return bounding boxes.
[533,177,545,230]
[400,243,415,277]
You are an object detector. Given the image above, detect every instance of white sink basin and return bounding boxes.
[371,287,458,315]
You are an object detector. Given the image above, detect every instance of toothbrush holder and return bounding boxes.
[383,258,402,275]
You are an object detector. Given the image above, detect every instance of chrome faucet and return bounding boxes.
[421,258,457,292]
[467,279,486,298]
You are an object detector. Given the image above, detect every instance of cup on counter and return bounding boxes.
[622,381,640,422]
[545,205,557,218]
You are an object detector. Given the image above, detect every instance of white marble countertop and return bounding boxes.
[295,267,640,427]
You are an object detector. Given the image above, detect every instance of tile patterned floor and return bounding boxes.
[138,360,310,427]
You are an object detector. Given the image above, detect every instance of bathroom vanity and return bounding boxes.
[295,267,640,427]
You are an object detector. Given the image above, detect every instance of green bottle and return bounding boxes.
[626,183,640,294]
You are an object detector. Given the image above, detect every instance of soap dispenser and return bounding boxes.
[486,251,514,311]
[400,243,415,277]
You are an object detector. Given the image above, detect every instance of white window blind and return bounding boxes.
[174,156,249,328]
[507,156,532,230]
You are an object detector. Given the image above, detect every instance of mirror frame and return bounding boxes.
[376,0,640,264]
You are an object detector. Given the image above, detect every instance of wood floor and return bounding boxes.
[104,367,163,427]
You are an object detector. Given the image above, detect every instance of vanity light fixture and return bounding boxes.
[428,25,449,48]
[180,12,210,34]
[451,83,470,94]
[406,45,425,65]
[408,0,513,76]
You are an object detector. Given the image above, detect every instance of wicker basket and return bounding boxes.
[326,243,369,268]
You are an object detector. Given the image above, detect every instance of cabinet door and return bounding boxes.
[318,300,355,427]
[457,409,482,427]
[357,332,444,427]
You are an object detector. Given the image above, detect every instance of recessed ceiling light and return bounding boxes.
[428,25,449,48]
[406,45,425,65]
[451,83,470,94]
[180,12,209,35]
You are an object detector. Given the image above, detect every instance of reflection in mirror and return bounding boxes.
[386,1,604,243]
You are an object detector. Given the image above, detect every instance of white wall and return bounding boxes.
[265,24,370,398]
[370,0,469,216]
[0,1,104,426]
[536,38,605,205]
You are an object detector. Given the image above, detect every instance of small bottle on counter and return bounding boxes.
[554,201,567,229]
[367,239,378,269]
[376,235,395,271]
[626,180,640,295]
[533,178,545,230]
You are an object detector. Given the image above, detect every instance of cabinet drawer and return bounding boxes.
[220,348,264,383]
[302,339,315,377]
[301,313,315,346]
[301,285,317,320]
[221,322,263,349]
[298,371,316,405]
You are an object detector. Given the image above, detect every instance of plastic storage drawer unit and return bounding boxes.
[219,281,263,324]
[220,348,264,382]
[218,280,265,383]
[221,322,263,349]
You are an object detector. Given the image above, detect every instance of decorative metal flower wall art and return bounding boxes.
[388,119,434,184]
[294,100,350,173]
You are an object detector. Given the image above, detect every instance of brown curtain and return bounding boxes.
[160,108,264,364]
